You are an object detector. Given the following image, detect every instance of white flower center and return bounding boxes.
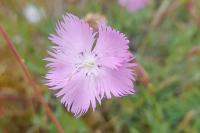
[82,55,96,70]
[75,52,100,76]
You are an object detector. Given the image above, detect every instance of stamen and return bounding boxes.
[75,52,100,76]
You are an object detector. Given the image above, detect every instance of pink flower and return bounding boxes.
[45,13,136,117]
[118,0,149,12]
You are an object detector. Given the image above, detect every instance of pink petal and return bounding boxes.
[55,71,100,117]
[49,13,96,55]
[94,23,131,70]
[97,64,135,99]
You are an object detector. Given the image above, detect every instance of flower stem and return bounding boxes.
[0,25,65,133]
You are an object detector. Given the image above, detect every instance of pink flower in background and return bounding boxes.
[118,0,149,12]
[45,13,136,117]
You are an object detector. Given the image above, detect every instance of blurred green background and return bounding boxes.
[0,0,200,133]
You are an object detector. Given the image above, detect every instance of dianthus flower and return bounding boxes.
[45,13,136,117]
[119,0,149,12]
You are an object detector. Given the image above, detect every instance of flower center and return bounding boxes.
[75,52,99,76]
[82,55,96,70]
